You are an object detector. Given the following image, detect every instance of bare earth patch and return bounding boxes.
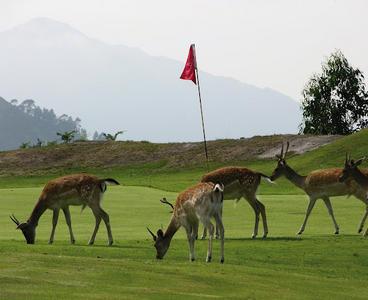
[0,134,342,176]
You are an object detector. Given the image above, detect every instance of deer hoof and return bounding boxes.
[251,234,256,239]
[206,256,212,263]
[200,235,206,240]
[358,228,363,233]
[334,231,339,235]
[88,241,94,246]
[48,240,53,245]
[220,258,224,264]
[108,240,113,246]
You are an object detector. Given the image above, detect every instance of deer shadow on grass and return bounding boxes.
[221,236,302,242]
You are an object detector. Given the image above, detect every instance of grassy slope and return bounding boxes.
[0,129,367,193]
[0,186,368,299]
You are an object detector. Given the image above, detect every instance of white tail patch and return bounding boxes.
[213,183,224,192]
[263,177,276,184]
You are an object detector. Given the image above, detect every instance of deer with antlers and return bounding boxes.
[147,182,225,263]
[339,154,368,236]
[270,142,368,235]
[200,167,272,239]
[10,174,119,245]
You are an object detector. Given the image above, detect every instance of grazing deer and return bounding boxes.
[10,174,119,245]
[147,182,225,263]
[270,142,368,235]
[339,154,368,236]
[201,167,272,239]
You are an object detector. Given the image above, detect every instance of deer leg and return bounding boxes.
[298,197,317,235]
[88,208,102,245]
[185,225,196,261]
[201,226,207,240]
[245,197,260,239]
[49,208,60,244]
[204,220,214,263]
[62,207,75,244]
[214,205,223,240]
[214,212,225,263]
[99,208,113,246]
[357,195,368,233]
[256,199,268,238]
[192,220,199,241]
[358,205,368,234]
[322,197,339,234]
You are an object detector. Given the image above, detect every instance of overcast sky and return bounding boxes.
[1,0,367,101]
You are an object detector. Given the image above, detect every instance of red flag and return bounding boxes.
[180,44,197,84]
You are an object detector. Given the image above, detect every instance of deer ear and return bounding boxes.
[355,157,366,166]
[157,229,164,237]
[16,223,27,230]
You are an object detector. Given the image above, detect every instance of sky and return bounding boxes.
[1,0,368,101]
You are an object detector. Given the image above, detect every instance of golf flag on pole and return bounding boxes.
[180,44,209,169]
[180,44,197,84]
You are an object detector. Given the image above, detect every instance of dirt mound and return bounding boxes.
[0,134,341,176]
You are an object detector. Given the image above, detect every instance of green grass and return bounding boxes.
[1,186,368,299]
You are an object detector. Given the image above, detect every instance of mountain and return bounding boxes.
[0,18,301,142]
[0,97,83,150]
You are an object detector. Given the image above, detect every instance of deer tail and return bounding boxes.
[259,173,275,184]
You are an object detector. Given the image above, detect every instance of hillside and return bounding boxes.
[0,97,83,150]
[0,18,300,141]
[0,134,340,176]
[0,132,346,192]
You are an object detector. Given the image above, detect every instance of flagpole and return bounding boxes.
[192,44,209,171]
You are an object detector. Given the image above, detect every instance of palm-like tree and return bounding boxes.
[102,131,125,141]
[57,130,76,144]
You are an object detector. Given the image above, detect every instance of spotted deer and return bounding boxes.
[201,167,272,239]
[10,174,119,245]
[270,142,368,235]
[147,182,225,263]
[339,154,368,236]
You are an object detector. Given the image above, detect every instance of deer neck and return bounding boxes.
[350,168,368,189]
[27,200,47,227]
[284,165,306,190]
[163,215,181,244]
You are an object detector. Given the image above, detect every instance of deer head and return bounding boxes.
[147,227,170,259]
[339,153,366,183]
[270,142,290,181]
[10,214,36,244]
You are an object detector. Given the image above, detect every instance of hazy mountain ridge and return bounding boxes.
[0,18,301,142]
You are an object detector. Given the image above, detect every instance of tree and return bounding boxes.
[102,131,125,141]
[57,130,76,144]
[300,50,368,135]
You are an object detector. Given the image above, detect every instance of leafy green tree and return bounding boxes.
[300,50,368,135]
[57,130,76,144]
[102,131,125,141]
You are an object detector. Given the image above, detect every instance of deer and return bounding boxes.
[200,166,273,239]
[339,154,368,236]
[147,182,225,263]
[270,142,368,235]
[9,174,119,245]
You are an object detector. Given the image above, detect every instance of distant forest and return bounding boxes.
[0,97,86,150]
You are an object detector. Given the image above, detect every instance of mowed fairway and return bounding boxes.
[0,185,368,299]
